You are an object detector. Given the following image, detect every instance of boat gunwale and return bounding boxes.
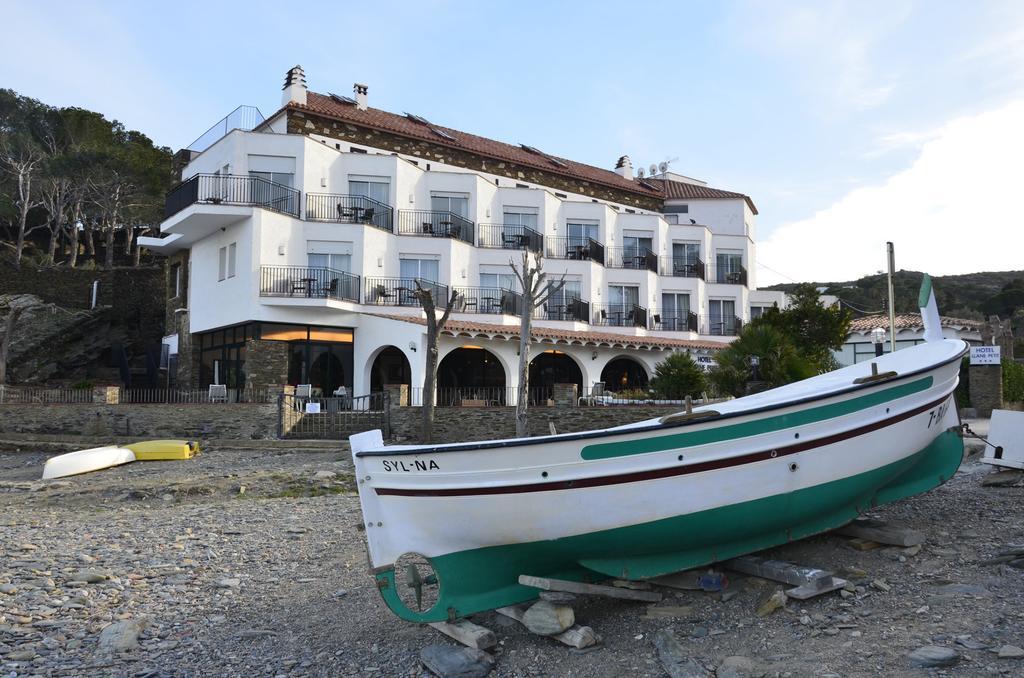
[355,341,967,458]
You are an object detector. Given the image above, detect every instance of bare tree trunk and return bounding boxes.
[131,228,145,267]
[13,174,33,268]
[47,220,59,262]
[104,219,116,269]
[84,220,95,257]
[515,312,532,436]
[414,282,458,444]
[0,305,25,385]
[68,202,81,268]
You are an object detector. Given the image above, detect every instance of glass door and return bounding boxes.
[708,299,736,335]
[661,293,690,331]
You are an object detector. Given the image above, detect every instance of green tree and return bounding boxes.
[981,279,1024,318]
[650,351,707,399]
[751,283,851,372]
[708,325,816,397]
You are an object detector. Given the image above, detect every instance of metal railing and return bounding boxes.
[452,287,524,315]
[185,105,265,153]
[397,210,475,244]
[592,303,648,328]
[606,247,658,272]
[410,386,514,407]
[0,387,95,404]
[648,310,699,332]
[364,277,449,307]
[260,266,361,302]
[305,193,394,232]
[477,223,544,252]
[165,174,300,219]
[120,387,274,404]
[0,386,274,404]
[701,315,744,336]
[660,256,706,280]
[533,297,590,322]
[708,265,748,286]
[279,392,390,439]
[402,386,722,407]
[545,237,605,264]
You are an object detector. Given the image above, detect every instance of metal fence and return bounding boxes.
[477,223,544,252]
[405,386,711,407]
[259,265,361,302]
[0,386,275,405]
[0,387,95,404]
[397,210,475,244]
[305,193,394,232]
[279,392,390,439]
[164,174,300,218]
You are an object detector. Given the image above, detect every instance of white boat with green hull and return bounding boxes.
[351,276,966,622]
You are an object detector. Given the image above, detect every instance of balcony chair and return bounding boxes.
[322,278,339,298]
[208,384,228,403]
[653,313,661,329]
[361,208,375,224]
[422,222,434,234]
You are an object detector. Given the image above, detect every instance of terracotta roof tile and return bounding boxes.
[646,178,758,215]
[848,313,982,333]
[368,314,726,351]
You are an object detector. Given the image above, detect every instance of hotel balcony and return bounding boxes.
[532,297,590,322]
[164,174,300,219]
[397,210,474,245]
[477,223,544,253]
[591,303,648,328]
[606,247,658,272]
[364,277,449,307]
[452,286,524,315]
[659,256,706,280]
[305,193,394,232]
[701,315,744,336]
[259,265,361,302]
[545,237,605,265]
[708,265,748,286]
[648,310,699,332]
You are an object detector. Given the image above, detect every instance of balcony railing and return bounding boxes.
[709,265,748,286]
[477,223,544,252]
[452,287,524,315]
[546,237,605,264]
[660,256,706,280]
[397,210,474,245]
[165,174,300,219]
[606,247,658,272]
[648,310,699,332]
[702,315,744,336]
[305,193,394,232]
[592,303,648,328]
[259,265,360,303]
[533,297,590,322]
[364,277,448,307]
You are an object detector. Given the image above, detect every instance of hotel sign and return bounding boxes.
[970,346,1001,365]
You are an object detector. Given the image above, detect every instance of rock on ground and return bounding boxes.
[420,644,494,678]
[652,629,710,678]
[908,645,960,668]
[522,600,574,635]
[97,618,150,654]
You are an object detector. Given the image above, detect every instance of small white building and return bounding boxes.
[142,66,786,403]
[835,313,983,366]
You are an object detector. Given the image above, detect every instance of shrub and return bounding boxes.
[1004,359,1024,403]
[709,325,816,398]
[650,352,707,400]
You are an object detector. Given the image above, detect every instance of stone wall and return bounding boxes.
[389,405,682,443]
[287,110,664,212]
[244,339,289,392]
[0,403,278,440]
[969,365,1003,418]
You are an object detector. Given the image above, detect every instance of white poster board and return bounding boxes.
[970,346,1001,365]
[305,402,321,414]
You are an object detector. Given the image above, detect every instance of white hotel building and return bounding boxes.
[143,67,785,404]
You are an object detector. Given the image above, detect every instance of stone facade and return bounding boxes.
[244,339,290,392]
[389,405,683,443]
[969,364,1003,418]
[0,403,278,439]
[287,110,664,212]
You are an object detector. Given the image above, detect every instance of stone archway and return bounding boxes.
[529,350,584,405]
[437,346,507,406]
[601,356,649,392]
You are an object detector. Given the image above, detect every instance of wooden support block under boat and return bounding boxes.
[725,556,848,600]
[834,518,926,547]
[495,604,601,650]
[518,575,662,602]
[427,619,497,650]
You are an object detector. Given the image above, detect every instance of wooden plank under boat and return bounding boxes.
[351,279,967,623]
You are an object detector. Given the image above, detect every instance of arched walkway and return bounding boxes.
[601,357,649,392]
[370,346,411,392]
[529,350,584,404]
[438,347,506,405]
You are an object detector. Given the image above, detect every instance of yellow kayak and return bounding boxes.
[123,440,199,461]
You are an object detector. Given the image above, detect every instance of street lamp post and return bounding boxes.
[871,327,886,357]
[750,355,760,381]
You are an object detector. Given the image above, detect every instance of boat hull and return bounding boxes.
[352,340,966,622]
[42,446,136,480]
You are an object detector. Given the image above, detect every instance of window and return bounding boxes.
[623,235,653,254]
[664,204,689,214]
[716,250,743,283]
[608,285,640,310]
[566,221,598,246]
[708,299,737,335]
[479,272,517,291]
[660,293,691,331]
[249,170,295,213]
[227,243,236,278]
[400,257,440,282]
[430,192,469,217]
[218,247,226,281]
[673,242,700,263]
[249,170,293,188]
[348,175,390,204]
[350,147,367,154]
[308,252,351,272]
[502,207,538,230]
[170,263,181,298]
[548,280,582,309]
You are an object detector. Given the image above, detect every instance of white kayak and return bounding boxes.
[41,446,136,480]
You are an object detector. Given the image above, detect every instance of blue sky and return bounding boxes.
[3,1,1023,284]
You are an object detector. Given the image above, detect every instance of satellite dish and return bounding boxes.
[659,161,669,173]
[636,167,645,178]
[649,164,657,176]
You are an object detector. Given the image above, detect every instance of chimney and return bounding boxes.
[615,155,633,180]
[282,65,307,107]
[353,83,368,111]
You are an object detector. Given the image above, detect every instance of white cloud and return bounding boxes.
[757,100,1024,285]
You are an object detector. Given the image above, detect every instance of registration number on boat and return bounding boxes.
[381,459,440,472]
[926,401,950,429]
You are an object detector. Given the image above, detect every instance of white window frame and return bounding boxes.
[218,246,226,281]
